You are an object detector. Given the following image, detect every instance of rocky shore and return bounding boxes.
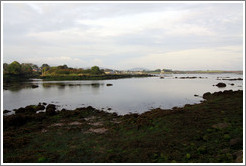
[3,90,243,163]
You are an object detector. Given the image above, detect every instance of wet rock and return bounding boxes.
[106,84,113,86]
[31,85,39,88]
[46,104,56,111]
[91,83,100,87]
[203,92,211,99]
[215,82,226,88]
[43,102,47,105]
[35,105,45,111]
[15,107,26,114]
[194,94,199,97]
[222,78,243,81]
[108,108,112,110]
[46,108,57,116]
[230,83,234,86]
[3,110,11,114]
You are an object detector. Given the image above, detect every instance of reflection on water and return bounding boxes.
[3,74,243,115]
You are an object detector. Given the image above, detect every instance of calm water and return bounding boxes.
[3,73,243,115]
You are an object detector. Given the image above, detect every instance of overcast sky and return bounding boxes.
[2,2,244,70]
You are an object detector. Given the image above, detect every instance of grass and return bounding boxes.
[3,90,243,163]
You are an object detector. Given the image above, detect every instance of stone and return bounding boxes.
[215,82,226,88]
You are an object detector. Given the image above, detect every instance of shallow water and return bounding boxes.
[3,73,243,115]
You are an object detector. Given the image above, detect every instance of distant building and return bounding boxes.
[104,69,115,74]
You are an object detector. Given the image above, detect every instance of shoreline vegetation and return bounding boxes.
[3,61,243,83]
[3,90,243,163]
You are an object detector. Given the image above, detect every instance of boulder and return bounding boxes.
[3,110,11,114]
[46,104,56,111]
[215,82,226,88]
[31,85,39,88]
[46,108,56,116]
[203,92,211,99]
[106,84,113,86]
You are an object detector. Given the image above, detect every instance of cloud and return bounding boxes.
[3,2,244,70]
[121,46,243,70]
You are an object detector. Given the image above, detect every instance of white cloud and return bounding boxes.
[122,45,243,70]
[3,2,244,70]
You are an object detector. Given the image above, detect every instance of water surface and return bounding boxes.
[3,73,243,115]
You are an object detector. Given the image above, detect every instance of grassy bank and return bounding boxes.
[40,74,153,81]
[3,90,243,163]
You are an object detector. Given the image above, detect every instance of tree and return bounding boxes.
[7,61,21,75]
[3,63,8,73]
[41,64,50,69]
[57,64,68,69]
[21,64,33,75]
[91,66,102,75]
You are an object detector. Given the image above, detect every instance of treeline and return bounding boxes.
[3,61,37,76]
[3,61,105,77]
[42,64,104,76]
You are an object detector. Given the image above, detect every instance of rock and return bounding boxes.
[31,85,39,88]
[3,110,11,114]
[230,83,234,86]
[46,104,56,111]
[91,83,100,87]
[203,92,211,99]
[35,105,45,111]
[215,82,226,88]
[106,84,113,86]
[43,102,47,105]
[15,107,26,114]
[194,94,199,97]
[46,108,56,116]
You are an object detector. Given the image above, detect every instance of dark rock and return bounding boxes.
[230,83,234,86]
[4,114,30,126]
[215,82,226,88]
[160,77,164,79]
[91,83,100,86]
[3,110,11,114]
[194,94,199,97]
[46,104,56,111]
[35,105,45,111]
[46,108,57,116]
[43,102,47,105]
[31,85,39,88]
[86,106,94,110]
[15,107,26,114]
[106,84,113,86]
[108,108,112,110]
[203,92,211,99]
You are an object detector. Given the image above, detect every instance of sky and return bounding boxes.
[2,2,244,70]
